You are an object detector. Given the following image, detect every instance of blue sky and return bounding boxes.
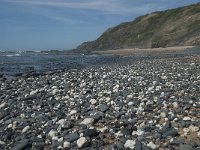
[0,0,199,51]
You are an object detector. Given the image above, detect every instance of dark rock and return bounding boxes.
[162,128,178,138]
[11,139,29,150]
[83,129,99,137]
[135,140,142,150]
[64,132,79,142]
[98,104,109,112]
[179,144,195,150]
[115,112,125,118]
[32,141,45,148]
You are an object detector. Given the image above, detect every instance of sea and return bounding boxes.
[1,47,200,78]
[0,50,117,77]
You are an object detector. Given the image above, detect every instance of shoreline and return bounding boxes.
[92,46,195,56]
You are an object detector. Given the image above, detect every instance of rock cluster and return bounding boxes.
[0,55,200,149]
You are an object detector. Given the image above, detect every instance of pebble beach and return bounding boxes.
[0,48,200,150]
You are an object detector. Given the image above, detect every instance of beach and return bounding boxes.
[0,47,200,149]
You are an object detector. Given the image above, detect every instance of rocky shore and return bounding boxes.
[0,53,200,149]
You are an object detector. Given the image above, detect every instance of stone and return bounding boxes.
[189,125,199,132]
[183,117,191,121]
[48,130,57,138]
[22,126,30,133]
[135,140,142,150]
[162,129,178,137]
[124,140,136,149]
[83,129,98,137]
[11,139,29,150]
[77,137,90,148]
[64,132,79,142]
[30,90,38,96]
[90,99,97,105]
[98,104,109,112]
[0,102,6,108]
[70,110,77,115]
[0,140,5,145]
[147,142,157,149]
[160,111,167,118]
[179,144,195,150]
[98,126,108,133]
[63,141,70,148]
[172,102,179,108]
[128,102,134,106]
[80,118,95,125]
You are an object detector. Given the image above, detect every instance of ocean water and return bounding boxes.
[0,51,117,77]
[1,47,200,77]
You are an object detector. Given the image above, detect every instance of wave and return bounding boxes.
[6,54,21,57]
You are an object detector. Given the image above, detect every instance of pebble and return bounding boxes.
[11,139,29,150]
[48,130,57,138]
[90,99,97,105]
[124,140,136,149]
[77,137,89,148]
[183,117,191,121]
[63,141,70,148]
[147,142,157,149]
[70,110,77,115]
[80,118,95,125]
[64,132,79,142]
[22,126,30,133]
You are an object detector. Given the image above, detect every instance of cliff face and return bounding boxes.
[77,3,200,52]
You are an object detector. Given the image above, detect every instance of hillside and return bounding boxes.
[77,3,200,52]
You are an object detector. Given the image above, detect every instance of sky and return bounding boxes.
[0,0,199,51]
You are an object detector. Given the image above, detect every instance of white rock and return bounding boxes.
[57,119,65,125]
[155,86,162,91]
[98,126,108,133]
[70,110,77,115]
[63,141,70,148]
[115,131,123,137]
[7,124,12,128]
[0,140,5,145]
[183,128,190,135]
[30,90,38,96]
[22,126,30,133]
[153,81,157,85]
[128,102,134,106]
[197,131,200,137]
[189,125,199,132]
[0,102,6,108]
[52,89,59,95]
[160,112,167,118]
[147,142,157,149]
[124,140,136,149]
[127,95,133,99]
[161,76,167,80]
[58,137,63,142]
[172,102,179,109]
[90,99,97,105]
[148,86,154,91]
[80,118,94,125]
[48,130,57,138]
[77,137,89,148]
[183,117,191,121]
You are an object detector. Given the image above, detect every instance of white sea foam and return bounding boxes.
[6,54,21,57]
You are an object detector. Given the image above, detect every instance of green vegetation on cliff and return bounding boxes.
[77,3,200,52]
